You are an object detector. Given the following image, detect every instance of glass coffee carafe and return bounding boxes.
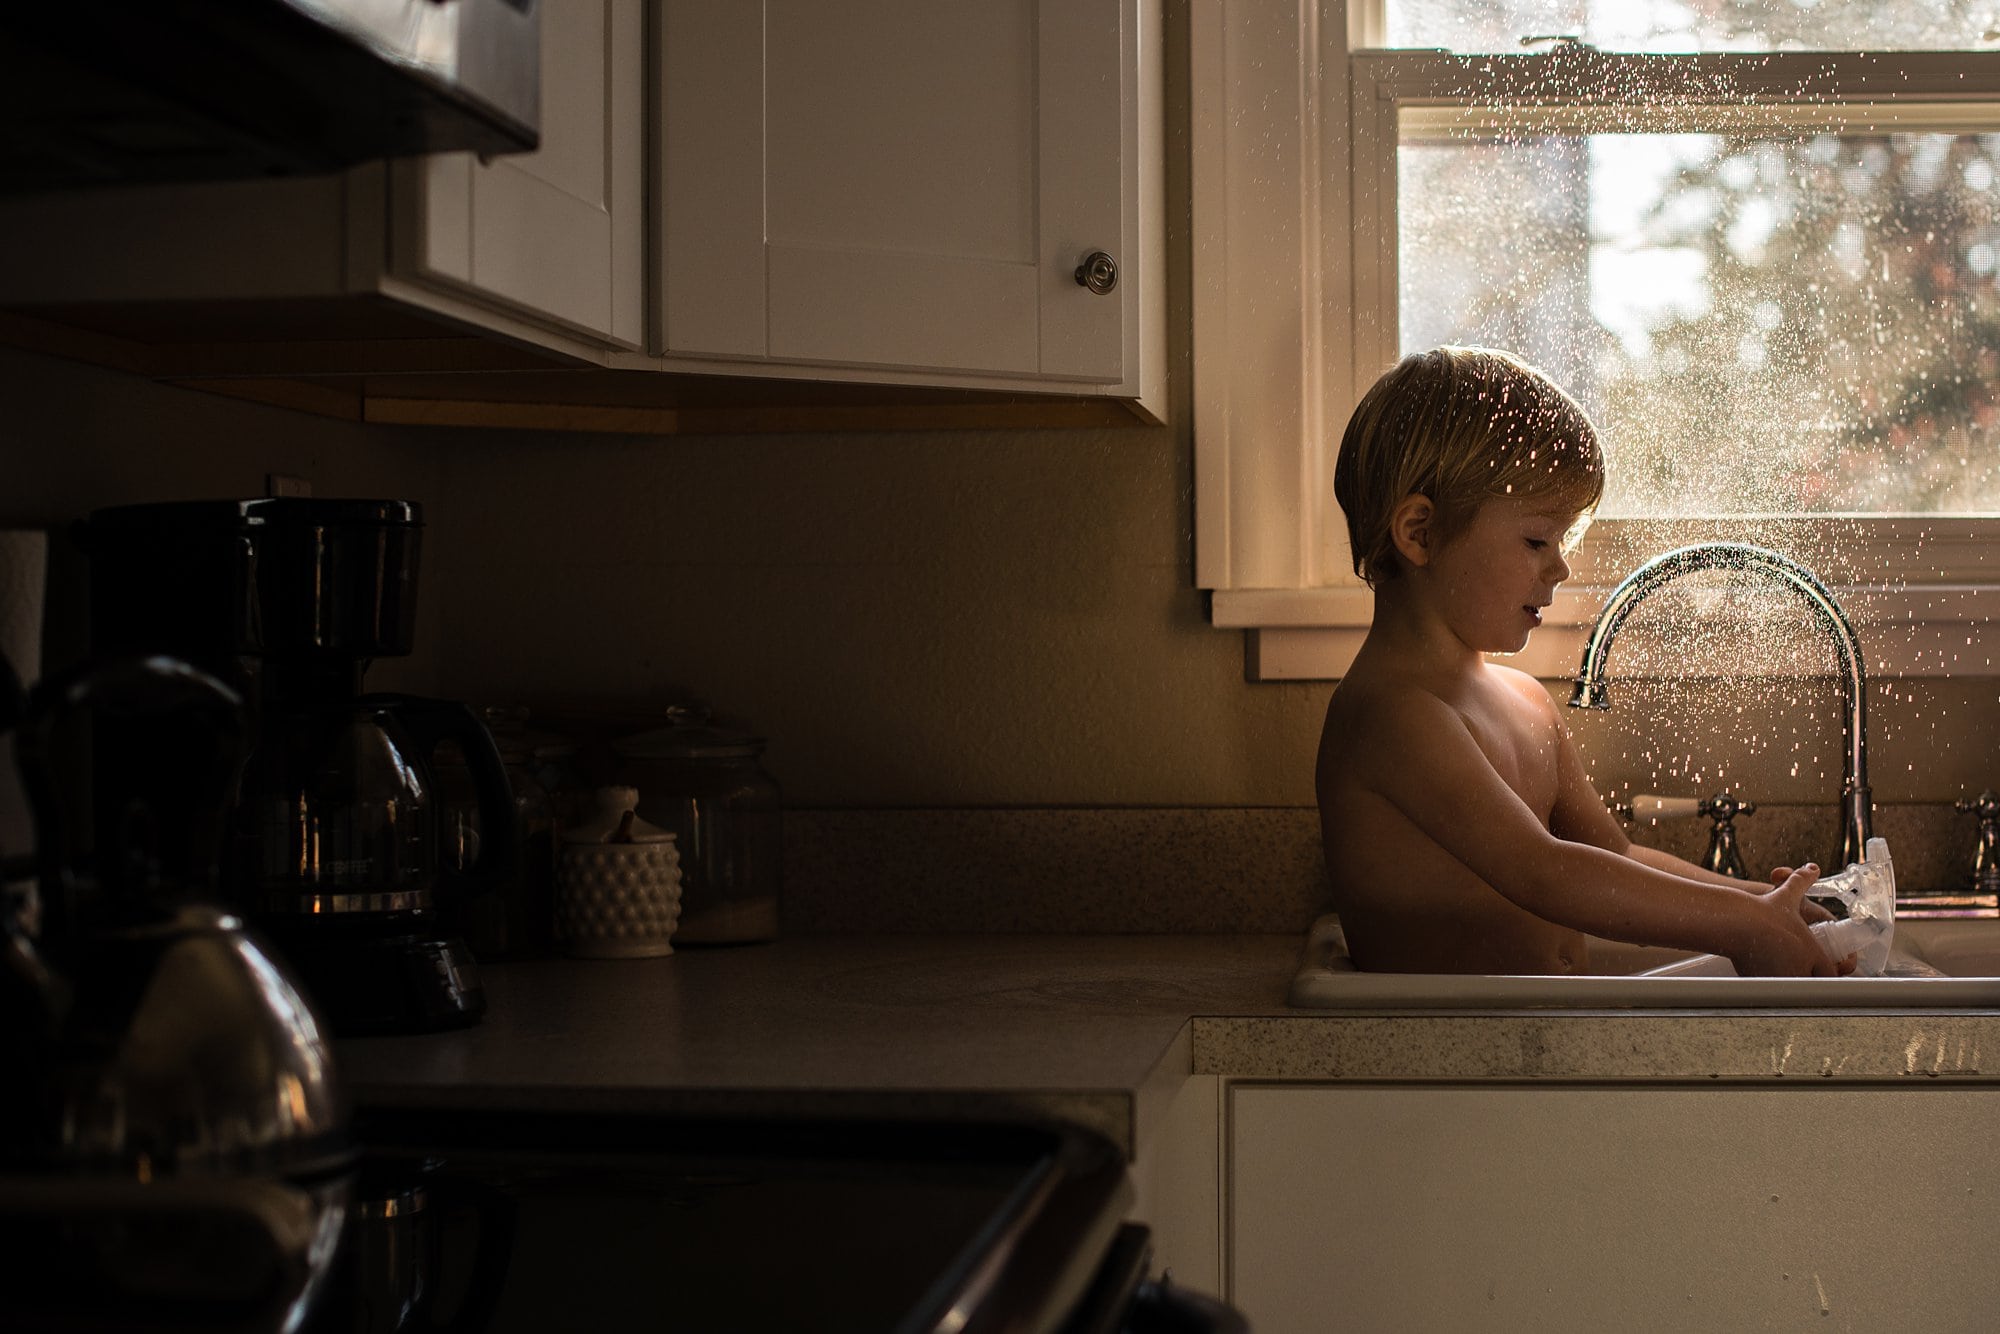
[234,666,520,1031]
[82,498,517,1035]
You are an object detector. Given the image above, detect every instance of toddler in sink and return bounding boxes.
[1315,346,1847,976]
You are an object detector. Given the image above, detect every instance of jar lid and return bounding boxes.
[562,786,675,844]
[474,704,537,765]
[614,719,765,761]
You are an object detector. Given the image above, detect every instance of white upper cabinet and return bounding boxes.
[657,0,1161,403]
[0,0,1160,423]
[391,0,644,350]
[0,0,642,364]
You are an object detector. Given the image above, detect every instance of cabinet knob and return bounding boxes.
[1074,251,1119,295]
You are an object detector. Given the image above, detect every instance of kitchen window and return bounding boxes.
[1192,1,2000,679]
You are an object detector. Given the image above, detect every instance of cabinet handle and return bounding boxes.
[1074,251,1119,295]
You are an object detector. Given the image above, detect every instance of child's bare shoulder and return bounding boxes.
[1324,664,1561,790]
[1324,672,1466,756]
[1484,661,1560,715]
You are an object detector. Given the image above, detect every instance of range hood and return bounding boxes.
[0,0,539,195]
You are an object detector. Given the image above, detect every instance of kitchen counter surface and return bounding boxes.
[335,934,2000,1159]
[335,934,1303,1156]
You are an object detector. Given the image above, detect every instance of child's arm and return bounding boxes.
[1624,841,1777,888]
[1545,720,1857,974]
[1547,717,1848,905]
[1360,689,1831,976]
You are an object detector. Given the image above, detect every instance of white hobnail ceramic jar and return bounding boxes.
[555,786,681,958]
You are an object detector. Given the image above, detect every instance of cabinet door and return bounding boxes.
[1231,1084,2000,1334]
[396,0,644,348]
[1130,1074,1224,1298]
[659,0,1133,387]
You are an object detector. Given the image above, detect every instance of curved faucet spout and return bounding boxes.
[1568,542,1872,868]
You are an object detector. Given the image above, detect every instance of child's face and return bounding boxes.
[1429,494,1585,655]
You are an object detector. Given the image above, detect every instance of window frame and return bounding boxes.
[1190,0,2000,680]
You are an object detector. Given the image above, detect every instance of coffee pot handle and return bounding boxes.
[0,648,55,1148]
[361,695,521,900]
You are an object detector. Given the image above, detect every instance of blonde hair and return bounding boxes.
[1334,346,1604,587]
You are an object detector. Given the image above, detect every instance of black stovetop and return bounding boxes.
[303,1108,1132,1334]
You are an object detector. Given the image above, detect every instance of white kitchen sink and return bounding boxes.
[1287,915,2000,1009]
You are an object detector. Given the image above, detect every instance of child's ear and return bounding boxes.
[1389,494,1435,568]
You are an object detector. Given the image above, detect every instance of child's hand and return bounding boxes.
[1727,866,1839,977]
[1769,865,1860,976]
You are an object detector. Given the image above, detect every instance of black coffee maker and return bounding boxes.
[81,498,517,1035]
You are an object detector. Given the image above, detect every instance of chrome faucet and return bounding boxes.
[1569,542,1873,868]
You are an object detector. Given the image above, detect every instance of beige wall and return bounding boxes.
[0,340,1338,807]
[423,420,1320,806]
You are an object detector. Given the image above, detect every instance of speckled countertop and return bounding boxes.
[334,935,2000,1160]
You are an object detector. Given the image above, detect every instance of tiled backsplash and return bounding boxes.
[782,802,1978,934]
[1623,800,1968,893]
[783,808,1328,934]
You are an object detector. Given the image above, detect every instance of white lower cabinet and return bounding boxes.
[1229,1083,2000,1334]
[1130,1074,1225,1297]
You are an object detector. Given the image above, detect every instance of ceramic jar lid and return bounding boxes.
[561,785,674,845]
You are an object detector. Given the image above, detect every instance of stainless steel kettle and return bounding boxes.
[0,654,353,1334]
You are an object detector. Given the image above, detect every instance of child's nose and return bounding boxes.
[1548,549,1572,582]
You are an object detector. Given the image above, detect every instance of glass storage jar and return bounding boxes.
[611,713,780,944]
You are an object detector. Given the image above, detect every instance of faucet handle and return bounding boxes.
[1627,794,1702,822]
[1955,789,2000,821]
[1695,791,1753,879]
[1957,790,2000,893]
[1699,792,1756,823]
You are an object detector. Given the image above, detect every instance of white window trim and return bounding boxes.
[1191,1,2000,680]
